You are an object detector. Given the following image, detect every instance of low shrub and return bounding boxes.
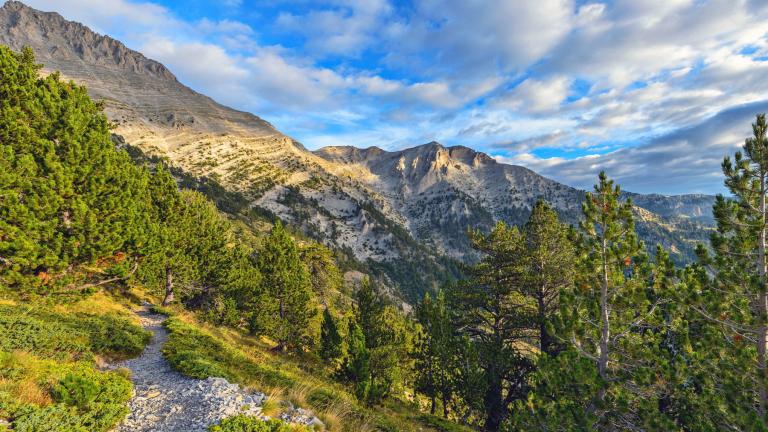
[208,416,308,432]
[0,305,150,361]
[52,374,100,409]
[0,354,132,432]
[306,388,338,411]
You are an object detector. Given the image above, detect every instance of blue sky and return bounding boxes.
[22,0,768,194]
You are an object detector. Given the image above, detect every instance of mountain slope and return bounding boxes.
[0,0,716,298]
[315,143,715,262]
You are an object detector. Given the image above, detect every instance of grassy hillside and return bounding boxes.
[0,292,150,431]
[0,286,471,432]
[153,301,472,432]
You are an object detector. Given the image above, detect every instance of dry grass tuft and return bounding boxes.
[261,388,285,417]
[14,379,53,406]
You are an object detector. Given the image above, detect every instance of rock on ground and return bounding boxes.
[110,307,267,432]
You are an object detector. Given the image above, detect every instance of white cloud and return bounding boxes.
[493,76,571,114]
[276,0,392,57]
[506,101,768,194]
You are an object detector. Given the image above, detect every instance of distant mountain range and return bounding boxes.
[0,0,717,300]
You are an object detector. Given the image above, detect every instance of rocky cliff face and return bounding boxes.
[315,143,715,261]
[0,0,277,136]
[0,1,716,299]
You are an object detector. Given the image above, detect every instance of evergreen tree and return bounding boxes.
[340,319,372,402]
[534,172,668,429]
[347,279,413,405]
[508,175,682,431]
[0,46,150,290]
[301,243,343,299]
[693,113,768,427]
[522,200,575,356]
[319,307,343,363]
[414,290,455,417]
[450,222,533,431]
[139,168,231,307]
[251,221,316,352]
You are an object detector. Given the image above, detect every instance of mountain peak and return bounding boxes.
[0,0,177,81]
[0,1,278,137]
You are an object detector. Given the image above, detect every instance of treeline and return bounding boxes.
[410,116,768,431]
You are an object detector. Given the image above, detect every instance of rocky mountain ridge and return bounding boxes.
[0,1,717,299]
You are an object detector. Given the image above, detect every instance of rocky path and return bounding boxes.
[111,307,266,432]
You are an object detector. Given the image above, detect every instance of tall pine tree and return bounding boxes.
[251,221,316,352]
[414,290,455,417]
[319,307,343,363]
[451,222,533,431]
[522,200,575,356]
[695,113,768,427]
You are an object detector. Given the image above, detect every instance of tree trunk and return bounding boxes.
[277,297,287,351]
[162,266,174,306]
[538,290,554,356]
[483,368,504,432]
[430,396,436,415]
[758,172,767,420]
[598,230,610,402]
[442,393,449,418]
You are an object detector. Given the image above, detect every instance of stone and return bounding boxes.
[106,306,320,432]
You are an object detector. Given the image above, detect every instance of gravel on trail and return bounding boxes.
[110,307,267,432]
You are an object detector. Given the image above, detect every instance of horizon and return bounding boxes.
[14,0,768,195]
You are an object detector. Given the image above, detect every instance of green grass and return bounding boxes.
[162,317,296,388]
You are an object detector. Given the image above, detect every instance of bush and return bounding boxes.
[208,416,306,432]
[306,387,338,411]
[2,360,132,432]
[52,374,100,409]
[0,305,150,361]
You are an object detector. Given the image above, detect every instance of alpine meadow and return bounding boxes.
[3,1,768,431]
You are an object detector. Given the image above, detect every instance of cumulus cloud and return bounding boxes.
[492,76,571,114]
[389,0,574,79]
[505,101,768,194]
[275,0,393,57]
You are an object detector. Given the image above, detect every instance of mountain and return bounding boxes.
[0,1,717,300]
[314,143,716,262]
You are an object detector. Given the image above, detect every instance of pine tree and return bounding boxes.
[0,46,151,291]
[414,290,455,417]
[138,167,231,308]
[694,113,768,427]
[340,319,372,402]
[522,200,575,356]
[251,221,316,352]
[558,172,665,428]
[451,222,534,431]
[319,307,343,363]
[350,278,412,405]
[508,174,679,431]
[301,243,343,300]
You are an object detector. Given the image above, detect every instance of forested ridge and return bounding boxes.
[2,44,768,432]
